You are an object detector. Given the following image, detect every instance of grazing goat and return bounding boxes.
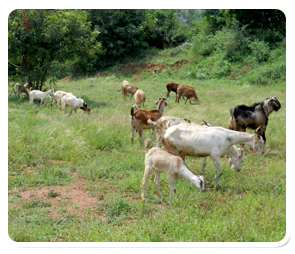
[130,97,167,145]
[228,97,281,152]
[121,80,138,101]
[141,139,206,201]
[51,91,74,110]
[61,93,90,116]
[175,84,199,104]
[148,121,263,178]
[166,81,179,98]
[150,120,244,175]
[26,87,54,106]
[132,89,146,111]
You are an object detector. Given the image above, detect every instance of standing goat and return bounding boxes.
[227,97,281,152]
[141,139,206,201]
[150,120,244,176]
[130,97,167,145]
[132,89,146,111]
[121,80,138,101]
[15,83,32,97]
[61,93,90,116]
[175,84,199,104]
[51,91,74,110]
[166,81,179,98]
[148,121,263,178]
[26,87,54,106]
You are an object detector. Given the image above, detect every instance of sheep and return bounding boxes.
[141,138,206,201]
[150,120,244,175]
[175,84,199,104]
[166,81,179,98]
[121,80,138,101]
[227,97,281,152]
[130,97,167,145]
[26,87,54,106]
[148,121,263,178]
[51,91,74,110]
[132,89,146,111]
[61,93,90,116]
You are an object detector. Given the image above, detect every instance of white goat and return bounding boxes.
[51,91,74,110]
[141,139,206,201]
[148,121,264,178]
[26,87,54,106]
[132,89,146,111]
[61,93,90,116]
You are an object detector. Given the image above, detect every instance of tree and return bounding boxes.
[8,9,101,90]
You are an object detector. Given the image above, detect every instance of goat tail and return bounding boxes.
[130,107,135,120]
[61,93,67,98]
[144,139,152,154]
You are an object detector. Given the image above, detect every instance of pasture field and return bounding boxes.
[8,70,286,242]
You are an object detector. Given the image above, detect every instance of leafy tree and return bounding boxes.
[143,9,187,49]
[8,9,100,90]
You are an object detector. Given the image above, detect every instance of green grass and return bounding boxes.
[8,50,286,243]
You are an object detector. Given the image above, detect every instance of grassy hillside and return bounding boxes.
[8,46,286,242]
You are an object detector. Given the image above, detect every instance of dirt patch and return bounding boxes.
[16,172,104,219]
[95,59,189,77]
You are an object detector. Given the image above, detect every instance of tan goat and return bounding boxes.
[121,80,138,101]
[132,89,146,111]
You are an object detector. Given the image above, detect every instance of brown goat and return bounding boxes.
[175,84,199,104]
[166,81,179,98]
[121,80,138,101]
[130,98,167,145]
[227,97,281,152]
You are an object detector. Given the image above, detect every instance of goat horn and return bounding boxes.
[255,126,262,134]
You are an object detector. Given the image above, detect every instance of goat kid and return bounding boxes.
[141,139,206,201]
[130,97,167,145]
[26,87,54,106]
[149,122,263,178]
[61,93,90,116]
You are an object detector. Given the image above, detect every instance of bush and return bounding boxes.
[249,39,270,63]
[191,32,215,56]
[212,60,232,78]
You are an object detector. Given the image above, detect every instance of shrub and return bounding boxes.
[212,60,232,78]
[191,32,215,57]
[249,39,270,63]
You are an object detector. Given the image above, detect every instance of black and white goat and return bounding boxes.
[227,97,281,152]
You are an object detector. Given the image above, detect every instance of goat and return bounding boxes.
[175,84,199,104]
[51,91,74,110]
[15,83,31,97]
[121,80,138,101]
[61,93,90,116]
[150,120,244,175]
[166,81,179,98]
[153,116,191,147]
[148,121,263,178]
[130,97,167,145]
[141,138,206,201]
[26,87,54,106]
[132,89,146,111]
[227,97,281,152]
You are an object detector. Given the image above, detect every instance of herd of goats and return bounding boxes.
[15,80,282,201]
